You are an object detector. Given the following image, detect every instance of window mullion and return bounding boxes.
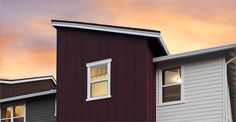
[162,83,181,88]
[91,79,108,83]
[11,106,13,122]
[13,116,24,119]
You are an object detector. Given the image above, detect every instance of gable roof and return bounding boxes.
[0,76,56,103]
[153,43,236,63]
[51,20,169,55]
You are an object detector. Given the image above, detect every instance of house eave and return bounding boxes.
[0,76,57,85]
[153,43,236,63]
[0,89,56,103]
[51,20,170,55]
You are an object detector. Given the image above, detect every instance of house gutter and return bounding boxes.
[224,55,236,122]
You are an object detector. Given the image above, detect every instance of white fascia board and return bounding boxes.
[0,76,57,85]
[0,90,56,103]
[52,21,161,38]
[52,21,170,55]
[153,43,236,63]
[159,36,170,55]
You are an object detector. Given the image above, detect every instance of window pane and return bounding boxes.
[14,105,24,117]
[1,107,11,119]
[91,65,107,82]
[14,117,24,122]
[91,81,108,97]
[1,119,11,122]
[163,68,181,85]
[163,85,181,102]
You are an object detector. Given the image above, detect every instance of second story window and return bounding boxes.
[159,67,184,105]
[86,58,112,101]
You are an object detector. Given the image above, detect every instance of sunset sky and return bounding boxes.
[0,0,235,79]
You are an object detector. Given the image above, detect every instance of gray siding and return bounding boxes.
[156,57,224,122]
[227,50,236,121]
[26,95,56,122]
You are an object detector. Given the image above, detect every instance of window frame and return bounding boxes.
[0,103,26,122]
[54,98,57,116]
[86,58,112,101]
[158,66,185,106]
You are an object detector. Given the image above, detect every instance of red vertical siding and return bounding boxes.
[56,28,161,121]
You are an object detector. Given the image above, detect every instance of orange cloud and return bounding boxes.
[26,16,55,38]
[0,48,56,79]
[0,24,56,79]
[88,0,236,53]
[0,0,235,79]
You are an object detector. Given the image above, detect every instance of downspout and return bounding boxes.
[225,56,236,122]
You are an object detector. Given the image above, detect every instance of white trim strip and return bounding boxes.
[0,76,57,85]
[52,21,161,38]
[86,58,112,67]
[0,90,56,103]
[226,56,236,64]
[86,95,112,102]
[159,36,170,55]
[153,43,236,62]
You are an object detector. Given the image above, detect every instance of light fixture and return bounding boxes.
[176,77,182,83]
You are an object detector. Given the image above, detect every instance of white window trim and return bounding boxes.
[158,65,185,106]
[54,98,57,116]
[86,58,112,101]
[0,103,26,122]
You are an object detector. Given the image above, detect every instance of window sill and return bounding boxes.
[86,95,111,102]
[158,101,185,107]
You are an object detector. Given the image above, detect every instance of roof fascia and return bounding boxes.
[52,20,170,55]
[0,89,56,103]
[0,76,57,85]
[52,21,161,38]
[153,44,236,63]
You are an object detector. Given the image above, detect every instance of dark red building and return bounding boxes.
[52,20,169,121]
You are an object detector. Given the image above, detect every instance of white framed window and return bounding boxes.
[0,104,26,122]
[159,66,184,106]
[86,58,112,101]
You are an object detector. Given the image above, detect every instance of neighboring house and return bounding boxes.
[52,20,236,122]
[154,45,236,122]
[0,76,57,122]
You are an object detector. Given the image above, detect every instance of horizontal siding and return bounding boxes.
[157,58,224,122]
[26,95,56,122]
